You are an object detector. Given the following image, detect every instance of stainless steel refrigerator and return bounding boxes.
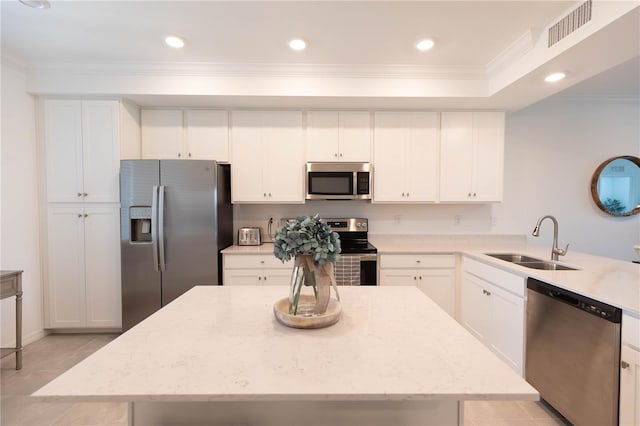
[120,160,232,331]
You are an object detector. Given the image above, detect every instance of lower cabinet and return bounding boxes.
[45,205,121,329]
[379,254,456,317]
[460,256,525,376]
[620,313,640,426]
[223,254,291,286]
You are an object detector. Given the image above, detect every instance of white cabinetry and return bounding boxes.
[42,99,122,330]
[45,205,121,328]
[379,254,455,316]
[231,111,304,203]
[44,100,120,203]
[620,313,640,426]
[460,256,525,375]
[306,111,371,162]
[373,112,439,203]
[141,109,229,161]
[223,254,292,286]
[440,112,504,202]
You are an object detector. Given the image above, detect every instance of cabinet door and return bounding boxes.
[440,112,473,201]
[264,111,304,203]
[416,269,455,317]
[486,281,524,375]
[185,110,229,161]
[380,269,416,286]
[44,100,84,203]
[46,207,86,328]
[338,111,371,162]
[405,112,439,202]
[230,111,266,202]
[263,269,292,286]
[82,101,120,203]
[84,206,122,328]
[460,273,491,343]
[224,269,261,286]
[306,111,340,161]
[472,112,504,202]
[620,344,640,426]
[141,110,184,159]
[373,112,407,202]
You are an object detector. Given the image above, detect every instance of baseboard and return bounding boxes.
[47,328,122,334]
[2,328,50,348]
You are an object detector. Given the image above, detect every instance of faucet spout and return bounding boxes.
[531,215,568,261]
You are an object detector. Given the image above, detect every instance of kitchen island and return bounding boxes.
[33,286,537,426]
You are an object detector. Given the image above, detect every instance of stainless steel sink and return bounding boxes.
[515,261,578,271]
[485,253,578,271]
[486,253,543,263]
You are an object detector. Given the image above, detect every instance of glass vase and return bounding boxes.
[289,254,318,316]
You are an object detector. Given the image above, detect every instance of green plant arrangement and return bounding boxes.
[274,215,341,316]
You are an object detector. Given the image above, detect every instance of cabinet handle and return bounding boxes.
[83,193,88,197]
[77,192,82,197]
[419,276,422,280]
[473,193,477,197]
[264,276,267,281]
[416,260,421,264]
[188,152,192,158]
[334,153,338,157]
[621,361,630,369]
[260,260,265,264]
[264,193,267,197]
[84,214,88,217]
[402,192,405,197]
[339,153,343,157]
[413,276,417,280]
[77,213,82,218]
[178,153,181,158]
[407,192,409,197]
[268,193,272,197]
[483,290,491,296]
[468,192,472,197]
[258,276,262,280]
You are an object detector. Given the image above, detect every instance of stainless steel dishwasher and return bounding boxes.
[526,278,621,426]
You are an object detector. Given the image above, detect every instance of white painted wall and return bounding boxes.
[234,96,640,261]
[1,61,46,347]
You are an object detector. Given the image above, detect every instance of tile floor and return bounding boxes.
[1,334,569,426]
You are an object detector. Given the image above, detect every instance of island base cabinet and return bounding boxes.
[129,400,462,426]
[223,254,291,286]
[619,344,640,425]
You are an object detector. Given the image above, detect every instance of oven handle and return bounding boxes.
[358,254,378,262]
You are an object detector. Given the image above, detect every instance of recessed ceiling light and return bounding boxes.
[165,35,185,49]
[544,72,566,83]
[416,39,435,51]
[19,0,50,8]
[289,39,306,51]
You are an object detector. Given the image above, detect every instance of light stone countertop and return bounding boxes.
[222,235,640,316]
[33,286,537,403]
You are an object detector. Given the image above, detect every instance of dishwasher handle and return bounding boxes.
[527,278,621,323]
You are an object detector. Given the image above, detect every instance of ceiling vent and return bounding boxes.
[548,0,592,47]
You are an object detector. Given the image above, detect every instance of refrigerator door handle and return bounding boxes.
[151,185,159,271]
[158,185,166,271]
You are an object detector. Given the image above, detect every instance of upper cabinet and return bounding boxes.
[44,100,120,203]
[440,112,504,202]
[306,111,371,162]
[231,111,304,204]
[373,112,439,203]
[141,109,229,161]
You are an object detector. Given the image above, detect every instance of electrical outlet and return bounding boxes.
[454,215,461,226]
[393,215,401,224]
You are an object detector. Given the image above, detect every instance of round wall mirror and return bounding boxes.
[591,156,640,217]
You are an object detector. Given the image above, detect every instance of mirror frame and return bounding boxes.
[591,155,640,217]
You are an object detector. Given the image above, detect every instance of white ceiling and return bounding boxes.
[2,1,573,67]
[2,1,638,109]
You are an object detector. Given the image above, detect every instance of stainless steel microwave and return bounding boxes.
[306,162,372,200]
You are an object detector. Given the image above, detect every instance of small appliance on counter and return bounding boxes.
[238,227,262,246]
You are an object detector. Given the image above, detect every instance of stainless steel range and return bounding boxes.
[322,218,377,286]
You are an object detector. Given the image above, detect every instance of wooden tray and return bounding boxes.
[273,296,341,329]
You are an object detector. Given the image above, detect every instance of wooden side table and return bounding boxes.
[1,270,22,370]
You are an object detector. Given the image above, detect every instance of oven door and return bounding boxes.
[334,254,378,286]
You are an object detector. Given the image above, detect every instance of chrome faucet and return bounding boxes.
[532,215,569,261]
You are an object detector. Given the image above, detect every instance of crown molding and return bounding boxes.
[28,61,487,81]
[486,29,535,77]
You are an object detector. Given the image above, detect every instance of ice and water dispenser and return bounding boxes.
[129,206,152,243]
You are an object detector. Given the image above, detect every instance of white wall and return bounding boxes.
[1,60,46,347]
[234,96,640,261]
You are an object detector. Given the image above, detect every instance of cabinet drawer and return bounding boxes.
[462,256,525,297]
[623,313,640,349]
[224,254,289,270]
[380,254,455,269]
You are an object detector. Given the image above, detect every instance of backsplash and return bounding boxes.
[232,202,522,244]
